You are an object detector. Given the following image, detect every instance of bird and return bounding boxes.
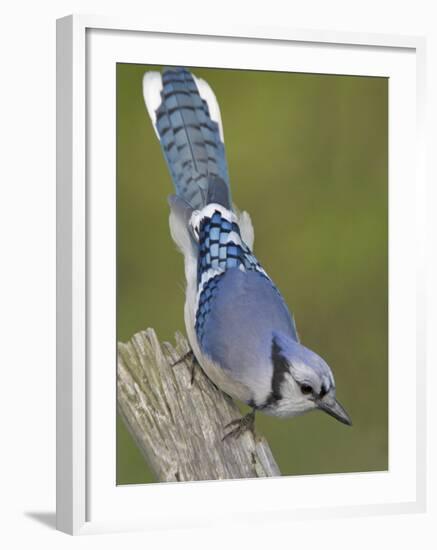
[142,67,352,439]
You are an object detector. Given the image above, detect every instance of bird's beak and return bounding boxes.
[317,398,352,426]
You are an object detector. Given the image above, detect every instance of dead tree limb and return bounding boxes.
[117,328,281,482]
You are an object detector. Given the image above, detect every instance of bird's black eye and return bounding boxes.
[300,384,313,395]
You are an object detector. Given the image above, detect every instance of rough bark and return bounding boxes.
[117,328,281,482]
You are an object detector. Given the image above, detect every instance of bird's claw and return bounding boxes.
[171,349,197,385]
[171,349,195,367]
[222,410,256,441]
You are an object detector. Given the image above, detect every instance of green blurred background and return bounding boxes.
[116,64,388,484]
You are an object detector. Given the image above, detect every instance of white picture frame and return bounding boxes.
[56,14,427,535]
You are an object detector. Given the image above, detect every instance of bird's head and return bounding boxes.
[265,331,352,426]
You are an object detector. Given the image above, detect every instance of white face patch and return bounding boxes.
[269,373,318,418]
[288,358,334,395]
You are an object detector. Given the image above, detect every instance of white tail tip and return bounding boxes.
[142,70,225,143]
[193,75,225,142]
[142,71,163,139]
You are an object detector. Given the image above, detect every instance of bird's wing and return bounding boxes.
[192,205,298,405]
[198,268,297,406]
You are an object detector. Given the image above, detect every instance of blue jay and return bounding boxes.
[143,67,351,439]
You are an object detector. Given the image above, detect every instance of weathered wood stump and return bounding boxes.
[117,329,280,482]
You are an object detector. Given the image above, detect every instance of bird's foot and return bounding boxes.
[171,349,197,385]
[222,410,256,441]
[171,348,195,367]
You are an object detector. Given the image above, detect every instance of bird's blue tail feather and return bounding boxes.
[143,67,231,211]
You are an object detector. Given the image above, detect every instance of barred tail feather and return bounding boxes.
[143,67,231,211]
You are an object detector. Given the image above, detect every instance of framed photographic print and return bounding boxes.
[56,14,426,535]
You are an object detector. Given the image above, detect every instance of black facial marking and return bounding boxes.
[263,336,290,407]
[319,385,327,398]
